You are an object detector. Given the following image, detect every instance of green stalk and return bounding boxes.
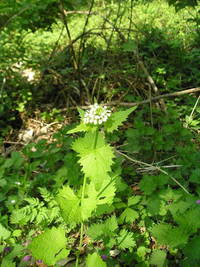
[76,128,99,266]
[75,175,87,267]
[93,127,99,149]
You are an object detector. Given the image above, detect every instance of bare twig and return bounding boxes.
[107,87,200,107]
[116,150,190,195]
[61,87,200,111]
[137,60,166,111]
[59,0,78,70]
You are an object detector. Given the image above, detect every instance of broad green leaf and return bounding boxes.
[96,176,116,205]
[87,215,118,240]
[56,183,101,224]
[56,186,81,224]
[86,252,106,267]
[150,249,167,267]
[184,235,200,260]
[104,106,137,133]
[150,224,188,248]
[29,227,69,266]
[190,169,200,184]
[72,132,114,183]
[136,246,149,261]
[0,223,11,240]
[139,175,157,195]
[146,196,167,216]
[139,175,168,195]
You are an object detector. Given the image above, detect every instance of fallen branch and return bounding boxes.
[107,87,200,107]
[61,87,200,111]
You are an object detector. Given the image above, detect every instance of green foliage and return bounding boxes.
[139,175,169,195]
[150,249,167,267]
[0,224,11,241]
[167,0,198,10]
[72,132,114,186]
[150,223,188,248]
[183,235,200,261]
[10,188,61,226]
[117,229,136,251]
[86,252,106,267]
[1,244,23,267]
[29,227,69,265]
[87,215,118,240]
[104,107,137,133]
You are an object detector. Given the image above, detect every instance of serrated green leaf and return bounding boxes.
[119,208,139,224]
[172,208,200,234]
[72,132,114,184]
[56,182,105,224]
[0,224,11,240]
[146,195,167,216]
[190,169,200,184]
[150,224,188,248]
[128,196,141,206]
[87,215,118,240]
[95,176,116,205]
[117,229,135,251]
[139,175,168,195]
[139,175,157,195]
[150,249,167,267]
[104,215,118,234]
[77,107,85,119]
[104,107,137,133]
[184,235,200,260]
[86,252,106,267]
[56,186,81,224]
[29,227,69,266]
[12,229,22,237]
[67,123,89,134]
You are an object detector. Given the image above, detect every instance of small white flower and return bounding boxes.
[83,103,111,125]
[10,200,16,204]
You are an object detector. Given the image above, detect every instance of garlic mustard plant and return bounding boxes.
[83,103,111,125]
[29,104,137,267]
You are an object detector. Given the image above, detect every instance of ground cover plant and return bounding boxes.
[1,0,200,266]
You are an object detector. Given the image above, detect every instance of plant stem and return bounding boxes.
[76,129,99,267]
[93,128,99,149]
[75,175,87,267]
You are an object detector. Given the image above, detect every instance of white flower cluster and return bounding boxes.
[83,103,111,125]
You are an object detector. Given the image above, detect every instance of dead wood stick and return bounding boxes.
[138,60,166,110]
[61,87,200,111]
[107,87,200,107]
[138,60,159,94]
